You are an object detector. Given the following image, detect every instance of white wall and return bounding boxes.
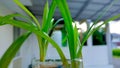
[0,2,14,57]
[83,46,109,65]
[0,2,13,16]
[20,33,40,68]
[0,2,15,68]
[0,25,13,68]
[0,25,13,57]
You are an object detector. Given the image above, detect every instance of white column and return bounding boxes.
[87,36,93,47]
[86,20,93,47]
[106,23,113,64]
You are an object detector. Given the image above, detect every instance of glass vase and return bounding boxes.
[32,58,83,68]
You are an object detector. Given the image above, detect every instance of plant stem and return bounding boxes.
[36,35,45,62]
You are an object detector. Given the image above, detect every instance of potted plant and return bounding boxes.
[0,0,69,68]
[0,0,120,68]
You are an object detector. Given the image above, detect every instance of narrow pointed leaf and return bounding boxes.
[42,1,49,29]
[36,2,49,61]
[2,19,38,33]
[73,25,79,53]
[77,0,118,57]
[42,0,57,33]
[0,32,31,68]
[2,14,35,26]
[38,0,57,61]
[13,0,40,28]
[39,2,49,61]
[35,31,68,65]
[55,0,75,59]
[0,19,68,65]
[61,27,67,47]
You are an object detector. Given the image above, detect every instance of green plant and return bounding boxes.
[0,0,120,68]
[0,0,68,68]
[112,48,120,57]
[93,30,106,45]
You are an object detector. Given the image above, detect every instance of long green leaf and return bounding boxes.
[77,0,118,57]
[3,14,35,26]
[73,25,79,54]
[85,14,120,41]
[1,19,68,65]
[82,0,117,45]
[42,1,49,29]
[11,20,68,64]
[35,31,68,65]
[55,0,75,60]
[48,18,63,36]
[84,14,120,49]
[81,0,118,47]
[38,1,49,61]
[93,13,120,36]
[0,32,31,68]
[42,0,57,33]
[61,27,67,47]
[13,0,40,28]
[37,0,57,61]
[2,19,38,32]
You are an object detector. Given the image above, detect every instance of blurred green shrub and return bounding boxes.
[112,48,120,57]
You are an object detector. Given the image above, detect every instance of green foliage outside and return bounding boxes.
[112,48,120,58]
[93,29,106,45]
